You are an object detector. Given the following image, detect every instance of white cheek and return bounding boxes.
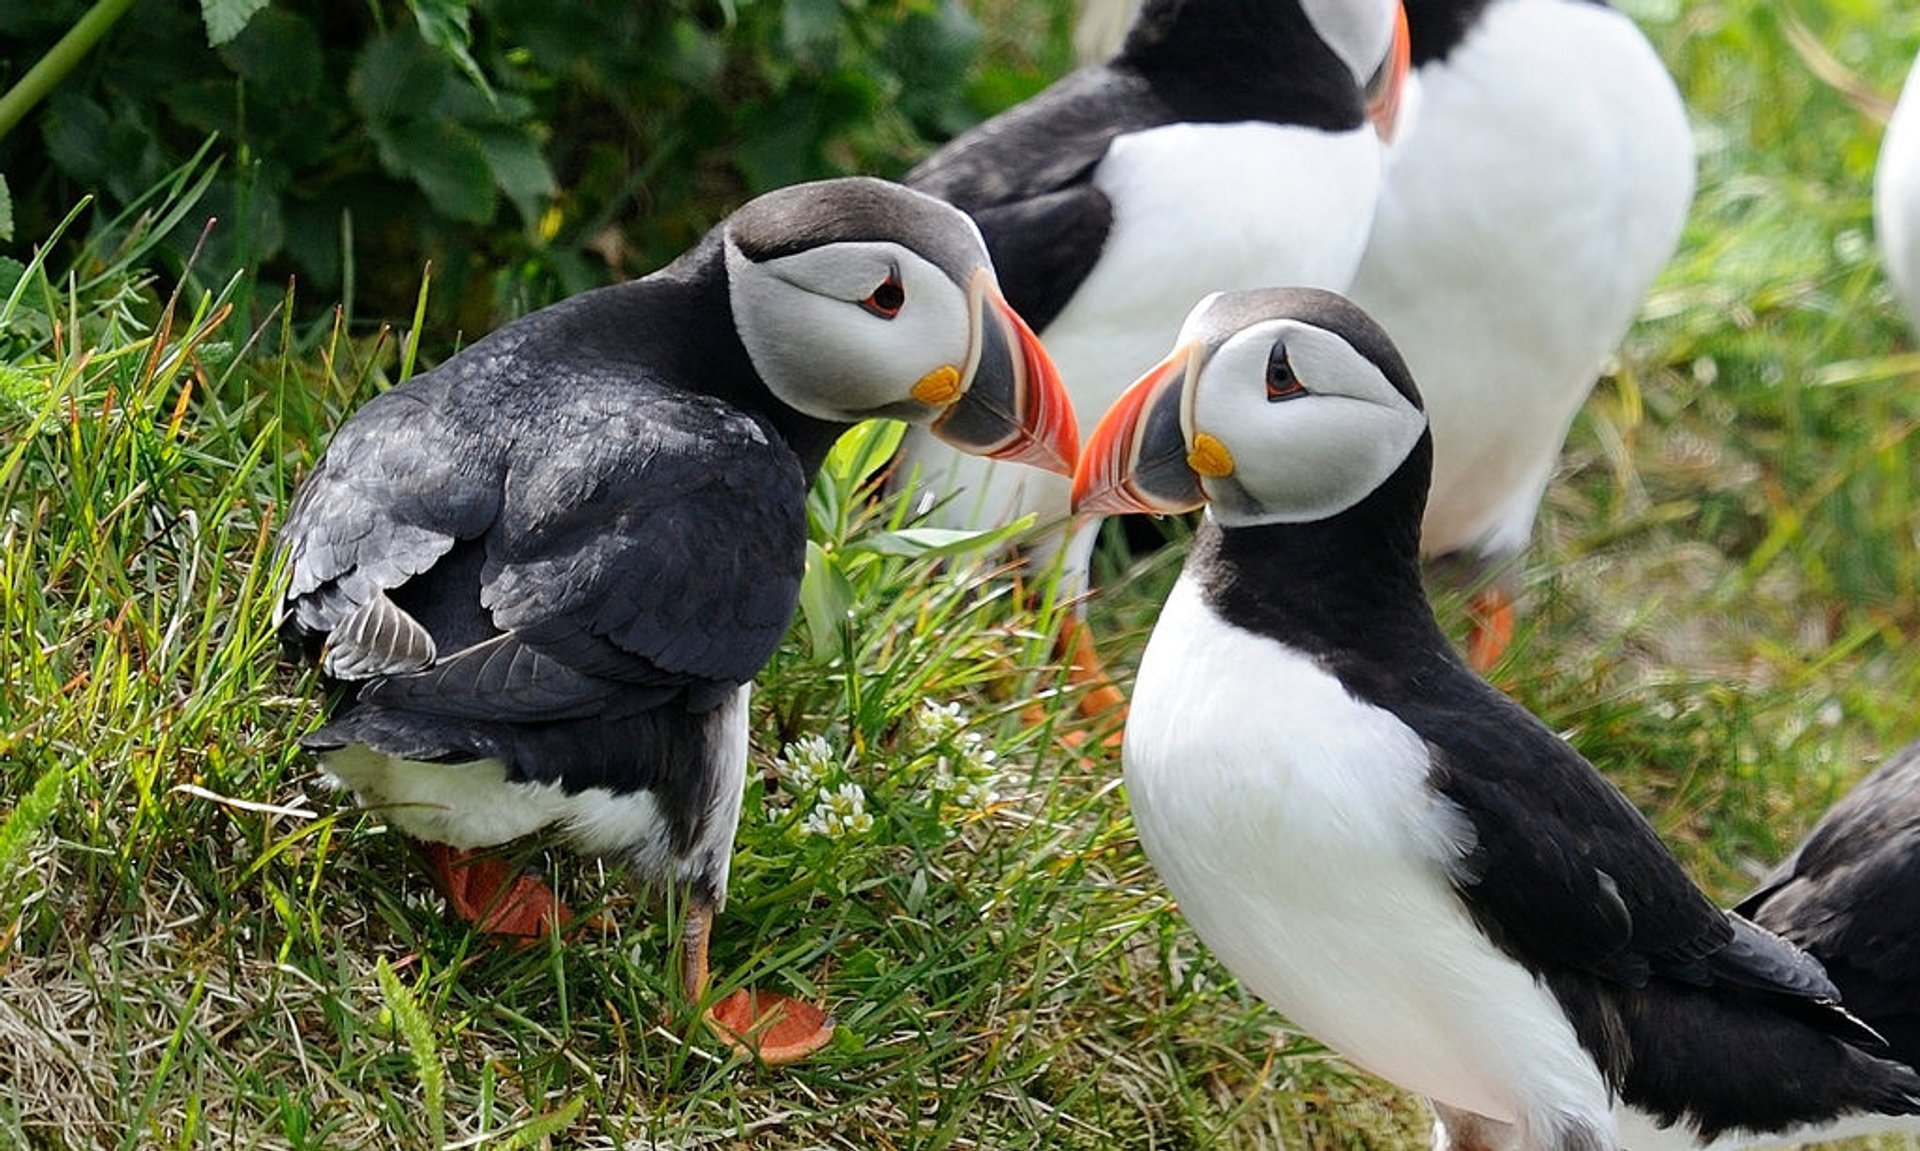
[1214,397,1425,523]
[728,245,971,422]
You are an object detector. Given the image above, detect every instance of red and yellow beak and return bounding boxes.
[1366,3,1412,143]
[926,269,1079,476]
[1071,343,1212,517]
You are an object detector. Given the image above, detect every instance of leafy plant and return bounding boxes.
[0,0,1043,344]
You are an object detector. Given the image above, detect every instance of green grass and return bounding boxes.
[6,1,1920,1147]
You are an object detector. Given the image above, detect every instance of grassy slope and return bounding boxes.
[5,1,1920,1147]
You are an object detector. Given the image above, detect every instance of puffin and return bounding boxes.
[1633,741,1920,1148]
[1071,287,1920,1150]
[1879,51,1920,335]
[275,176,1077,1065]
[1343,0,1695,671]
[890,0,1410,715]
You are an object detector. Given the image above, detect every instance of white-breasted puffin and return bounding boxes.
[1344,0,1694,671]
[1071,288,1920,1149]
[276,177,1077,1065]
[1879,52,1920,335]
[890,0,1410,715]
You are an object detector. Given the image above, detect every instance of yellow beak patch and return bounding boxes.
[911,365,964,406]
[1187,432,1235,478]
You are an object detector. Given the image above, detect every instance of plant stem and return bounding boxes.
[0,0,141,143]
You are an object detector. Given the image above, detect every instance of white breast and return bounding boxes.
[1347,0,1694,561]
[1878,53,1920,335]
[895,122,1384,570]
[1125,573,1612,1133]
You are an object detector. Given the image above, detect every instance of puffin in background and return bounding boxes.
[1878,51,1920,335]
[276,177,1076,1064]
[1342,0,1695,671]
[1072,288,1920,1150]
[893,0,1409,716]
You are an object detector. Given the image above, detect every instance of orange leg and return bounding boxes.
[1464,586,1516,674]
[423,842,574,940]
[688,903,835,1065]
[1055,613,1129,722]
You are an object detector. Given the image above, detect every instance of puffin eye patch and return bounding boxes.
[1265,340,1307,402]
[859,265,906,320]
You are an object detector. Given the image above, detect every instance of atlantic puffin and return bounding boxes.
[276,176,1077,1064]
[891,0,1410,715]
[1343,0,1694,671]
[1663,740,1920,1147]
[1879,52,1920,334]
[1072,288,1920,1149]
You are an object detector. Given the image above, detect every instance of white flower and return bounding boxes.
[774,733,837,793]
[800,782,874,839]
[913,698,968,743]
[950,777,997,814]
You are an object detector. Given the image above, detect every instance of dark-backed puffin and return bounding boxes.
[1071,288,1920,1149]
[1624,741,1920,1148]
[276,176,1076,1064]
[890,0,1409,715]
[1344,0,1694,671]
[1880,52,1920,334]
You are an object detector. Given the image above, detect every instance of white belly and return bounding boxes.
[319,684,750,900]
[896,121,1384,557]
[1125,575,1612,1132]
[1348,0,1694,560]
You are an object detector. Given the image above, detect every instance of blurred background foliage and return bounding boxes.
[0,0,1073,341]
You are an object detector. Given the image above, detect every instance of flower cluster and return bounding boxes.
[918,698,1000,817]
[799,781,875,839]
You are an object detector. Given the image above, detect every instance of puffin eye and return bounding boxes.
[859,266,906,320]
[1265,341,1306,402]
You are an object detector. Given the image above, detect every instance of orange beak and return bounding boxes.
[1071,344,1208,517]
[929,269,1079,476]
[1366,3,1412,143]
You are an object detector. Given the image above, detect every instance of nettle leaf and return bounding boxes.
[351,34,450,125]
[408,0,495,104]
[200,0,268,46]
[381,119,496,223]
[477,129,556,222]
[0,175,11,244]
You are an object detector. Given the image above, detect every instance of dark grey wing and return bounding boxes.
[908,67,1170,331]
[366,378,808,718]
[278,381,505,668]
[1737,744,1920,1062]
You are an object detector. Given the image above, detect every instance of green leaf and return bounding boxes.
[0,764,64,888]
[378,118,496,223]
[856,517,1036,560]
[477,128,556,222]
[821,418,906,491]
[373,958,445,1148]
[798,540,855,664]
[351,34,449,126]
[408,0,495,104]
[0,173,11,243]
[199,0,268,46]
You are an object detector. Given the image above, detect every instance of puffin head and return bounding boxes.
[1072,287,1427,528]
[723,177,1078,476]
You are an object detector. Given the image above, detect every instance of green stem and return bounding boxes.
[0,0,141,143]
